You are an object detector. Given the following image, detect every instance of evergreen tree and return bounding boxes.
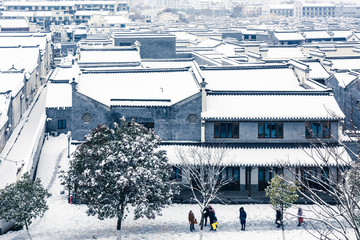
[0,173,49,238]
[265,174,299,240]
[63,118,180,240]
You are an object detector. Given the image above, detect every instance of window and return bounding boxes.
[81,113,93,124]
[214,122,239,138]
[141,122,154,129]
[58,119,66,129]
[119,42,132,46]
[258,122,283,138]
[171,167,181,181]
[187,114,198,124]
[305,122,330,139]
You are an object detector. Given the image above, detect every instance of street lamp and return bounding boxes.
[67,131,71,158]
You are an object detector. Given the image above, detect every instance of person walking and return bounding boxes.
[276,209,282,228]
[203,206,210,226]
[188,210,196,232]
[239,207,247,231]
[297,207,303,226]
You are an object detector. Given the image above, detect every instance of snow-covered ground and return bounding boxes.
[0,134,355,240]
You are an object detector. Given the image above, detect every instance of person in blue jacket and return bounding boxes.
[239,207,247,231]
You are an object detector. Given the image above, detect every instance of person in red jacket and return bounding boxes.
[188,210,197,232]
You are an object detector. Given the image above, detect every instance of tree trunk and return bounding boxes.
[200,211,205,230]
[24,220,32,240]
[116,204,125,240]
[281,207,285,240]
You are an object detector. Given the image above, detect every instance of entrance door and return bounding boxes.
[245,167,252,197]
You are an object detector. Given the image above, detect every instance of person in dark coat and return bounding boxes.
[276,209,282,228]
[297,208,303,226]
[188,210,196,232]
[239,207,247,231]
[203,206,210,226]
[208,206,218,231]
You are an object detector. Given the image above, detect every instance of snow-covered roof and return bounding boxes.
[330,59,360,71]
[45,83,72,108]
[162,145,351,167]
[307,62,329,79]
[0,18,29,29]
[269,4,294,10]
[333,72,358,88]
[173,31,197,42]
[302,3,335,7]
[331,30,352,39]
[75,11,110,16]
[0,47,39,74]
[274,32,305,41]
[104,15,129,24]
[266,47,305,59]
[303,31,332,40]
[74,29,88,36]
[0,72,24,97]
[141,60,193,69]
[197,38,222,48]
[79,49,141,64]
[201,68,304,91]
[0,34,48,50]
[77,70,199,106]
[50,64,80,83]
[202,94,344,121]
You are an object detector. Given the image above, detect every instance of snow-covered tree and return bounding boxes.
[175,146,231,230]
[265,174,298,240]
[0,173,49,239]
[63,118,180,240]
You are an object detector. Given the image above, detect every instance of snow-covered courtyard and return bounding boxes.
[0,134,354,240]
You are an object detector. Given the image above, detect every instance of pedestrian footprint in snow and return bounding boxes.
[239,207,247,231]
[297,207,303,227]
[188,210,197,232]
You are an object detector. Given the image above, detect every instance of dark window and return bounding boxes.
[305,122,330,139]
[221,167,240,191]
[58,120,66,129]
[141,122,154,129]
[171,167,181,181]
[258,123,283,138]
[119,42,132,46]
[214,122,239,138]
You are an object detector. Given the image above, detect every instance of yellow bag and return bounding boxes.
[211,222,219,230]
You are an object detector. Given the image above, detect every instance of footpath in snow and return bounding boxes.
[0,134,355,240]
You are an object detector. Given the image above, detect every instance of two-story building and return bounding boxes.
[46,62,350,201]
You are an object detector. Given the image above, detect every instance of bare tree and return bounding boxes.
[283,142,359,240]
[175,146,232,231]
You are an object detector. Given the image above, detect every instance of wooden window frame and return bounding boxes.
[258,122,283,139]
[214,122,239,139]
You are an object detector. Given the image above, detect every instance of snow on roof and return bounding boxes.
[75,11,110,16]
[2,11,34,17]
[0,72,24,96]
[79,50,141,64]
[333,72,358,88]
[202,94,344,121]
[0,35,48,50]
[0,47,39,74]
[331,59,360,71]
[269,4,294,9]
[215,43,240,56]
[4,1,118,6]
[307,62,329,79]
[331,30,352,39]
[45,83,72,108]
[240,29,266,35]
[74,29,88,35]
[0,18,29,29]
[77,70,199,106]
[266,47,305,59]
[50,65,80,82]
[202,68,304,91]
[302,3,335,7]
[303,31,332,40]
[104,15,129,24]
[141,60,193,69]
[173,31,197,42]
[197,38,222,48]
[274,32,305,41]
[162,145,351,167]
